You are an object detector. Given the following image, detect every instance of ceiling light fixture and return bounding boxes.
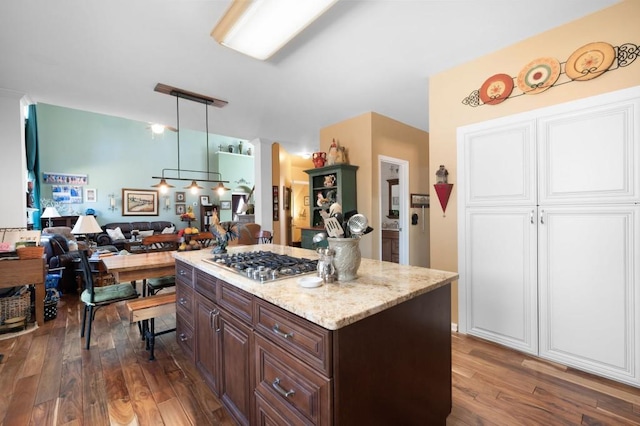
[211,0,338,60]
[151,83,230,193]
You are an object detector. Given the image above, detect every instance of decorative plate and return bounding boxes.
[516,57,561,95]
[565,41,615,81]
[298,276,323,288]
[479,73,514,105]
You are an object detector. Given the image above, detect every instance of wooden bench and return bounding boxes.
[126,293,176,360]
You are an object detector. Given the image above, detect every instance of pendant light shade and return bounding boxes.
[214,182,231,196]
[151,178,175,193]
[186,180,204,193]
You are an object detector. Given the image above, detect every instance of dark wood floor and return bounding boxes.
[1,291,639,425]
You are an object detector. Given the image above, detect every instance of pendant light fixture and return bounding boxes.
[151,83,230,193]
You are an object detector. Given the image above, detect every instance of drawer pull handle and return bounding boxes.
[272,378,295,398]
[179,297,187,305]
[178,269,187,276]
[179,333,188,342]
[272,324,293,339]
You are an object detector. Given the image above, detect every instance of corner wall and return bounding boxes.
[428,0,640,324]
[320,112,429,264]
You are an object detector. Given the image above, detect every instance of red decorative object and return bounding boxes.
[479,73,514,105]
[434,183,454,214]
[312,152,327,168]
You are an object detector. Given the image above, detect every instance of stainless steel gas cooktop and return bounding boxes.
[202,250,318,283]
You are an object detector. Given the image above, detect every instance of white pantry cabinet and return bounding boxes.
[458,86,640,387]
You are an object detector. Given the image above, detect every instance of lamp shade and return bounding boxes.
[71,215,103,234]
[41,206,61,219]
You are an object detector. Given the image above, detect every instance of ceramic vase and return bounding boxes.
[327,237,361,281]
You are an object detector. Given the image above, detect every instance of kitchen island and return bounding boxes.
[173,244,458,425]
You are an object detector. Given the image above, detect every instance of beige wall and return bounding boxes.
[320,112,429,264]
[428,0,640,324]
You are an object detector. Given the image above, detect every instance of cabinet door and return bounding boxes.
[538,96,640,205]
[219,309,253,426]
[458,119,536,207]
[195,294,220,394]
[460,206,538,355]
[538,206,640,386]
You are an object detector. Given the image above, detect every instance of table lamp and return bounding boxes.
[41,207,61,227]
[71,215,103,249]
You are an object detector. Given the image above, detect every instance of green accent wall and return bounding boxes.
[36,103,250,227]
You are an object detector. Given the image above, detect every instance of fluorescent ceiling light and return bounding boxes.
[212,0,338,60]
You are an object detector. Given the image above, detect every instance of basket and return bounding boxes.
[0,291,31,324]
[44,301,57,321]
[17,246,45,259]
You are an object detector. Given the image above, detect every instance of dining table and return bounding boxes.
[99,251,176,284]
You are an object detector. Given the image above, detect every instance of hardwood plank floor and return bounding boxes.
[1,291,639,425]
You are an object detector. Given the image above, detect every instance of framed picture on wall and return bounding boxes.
[122,188,159,216]
[175,204,186,215]
[175,191,186,202]
[85,188,97,202]
[410,193,430,208]
[200,195,210,206]
[220,201,231,210]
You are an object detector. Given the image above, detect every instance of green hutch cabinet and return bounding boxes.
[301,164,358,249]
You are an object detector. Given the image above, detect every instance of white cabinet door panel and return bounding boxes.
[458,120,536,206]
[539,206,640,386]
[463,207,538,355]
[538,97,640,205]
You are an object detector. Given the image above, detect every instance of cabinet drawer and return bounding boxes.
[195,268,217,301]
[176,311,195,360]
[218,280,253,325]
[255,391,308,426]
[255,299,331,376]
[254,335,331,426]
[175,261,194,287]
[176,281,194,319]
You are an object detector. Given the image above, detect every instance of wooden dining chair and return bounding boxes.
[141,234,182,296]
[141,234,181,252]
[256,230,273,244]
[191,231,215,247]
[79,250,138,349]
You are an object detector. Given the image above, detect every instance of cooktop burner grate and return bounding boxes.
[202,250,318,283]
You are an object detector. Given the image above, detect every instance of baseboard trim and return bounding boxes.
[451,322,458,332]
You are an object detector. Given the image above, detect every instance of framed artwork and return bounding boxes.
[175,191,186,202]
[42,172,88,185]
[410,193,430,208]
[175,204,186,215]
[272,186,279,221]
[85,188,97,203]
[283,186,291,210]
[220,201,231,210]
[304,195,310,206]
[122,188,159,216]
[52,185,83,203]
[200,195,210,206]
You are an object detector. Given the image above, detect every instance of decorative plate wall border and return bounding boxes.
[462,41,639,107]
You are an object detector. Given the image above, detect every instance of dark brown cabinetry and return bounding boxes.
[200,204,219,232]
[382,230,400,263]
[40,215,79,229]
[176,260,452,425]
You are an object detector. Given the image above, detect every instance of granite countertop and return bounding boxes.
[173,244,458,330]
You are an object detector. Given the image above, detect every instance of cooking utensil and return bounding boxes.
[313,232,327,244]
[347,214,368,238]
[324,217,344,237]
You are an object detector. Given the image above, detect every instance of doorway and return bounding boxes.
[379,156,409,264]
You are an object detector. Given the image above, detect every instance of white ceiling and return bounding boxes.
[0,0,619,155]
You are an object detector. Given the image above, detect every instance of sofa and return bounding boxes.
[40,234,118,294]
[96,221,176,250]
